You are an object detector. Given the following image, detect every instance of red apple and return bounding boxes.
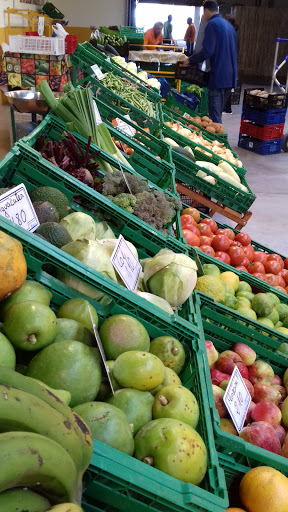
[233,343,256,367]
[251,400,281,426]
[216,350,244,375]
[272,385,287,405]
[248,360,274,385]
[243,378,254,399]
[219,379,230,391]
[253,383,282,404]
[210,369,230,386]
[238,363,249,380]
[272,375,282,386]
[281,434,288,457]
[219,418,238,436]
[239,421,281,454]
[245,401,256,425]
[275,425,286,446]
[205,340,218,368]
[212,385,227,418]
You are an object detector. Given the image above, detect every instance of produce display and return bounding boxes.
[184,113,226,134]
[90,32,127,47]
[111,56,161,90]
[185,84,203,99]
[165,120,243,167]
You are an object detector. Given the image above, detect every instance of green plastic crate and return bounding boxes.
[0,145,203,325]
[73,42,161,103]
[196,293,288,475]
[0,216,227,512]
[120,25,144,42]
[163,112,246,178]
[218,453,249,510]
[22,112,175,192]
[173,151,255,215]
[95,96,173,165]
[196,88,209,117]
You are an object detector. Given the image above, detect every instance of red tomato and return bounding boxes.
[265,274,280,287]
[200,218,218,233]
[253,251,267,264]
[274,286,287,294]
[180,215,197,227]
[197,224,213,237]
[235,266,249,272]
[278,276,286,288]
[243,245,254,261]
[181,208,200,223]
[248,262,265,274]
[199,235,212,246]
[267,254,284,269]
[216,228,235,240]
[182,230,200,247]
[183,224,201,237]
[253,272,266,281]
[215,251,231,265]
[235,232,251,246]
[264,260,282,275]
[230,240,243,248]
[279,269,288,285]
[211,235,231,252]
[227,246,245,266]
[199,245,215,256]
[285,258,288,269]
[240,257,250,268]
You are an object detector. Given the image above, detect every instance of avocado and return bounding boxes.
[33,201,60,224]
[29,187,70,219]
[36,222,72,248]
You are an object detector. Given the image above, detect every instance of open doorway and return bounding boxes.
[135,3,203,44]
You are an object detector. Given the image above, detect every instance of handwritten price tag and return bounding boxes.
[88,306,114,394]
[92,100,102,125]
[223,366,251,433]
[111,235,141,292]
[91,64,104,80]
[115,115,136,137]
[0,184,39,232]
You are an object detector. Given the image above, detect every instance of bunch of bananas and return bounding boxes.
[93,34,127,46]
[0,366,93,511]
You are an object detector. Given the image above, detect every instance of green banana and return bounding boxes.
[31,378,71,405]
[0,431,80,504]
[47,504,84,512]
[0,488,51,512]
[0,384,83,474]
[0,367,93,471]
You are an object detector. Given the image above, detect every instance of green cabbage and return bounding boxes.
[137,71,148,82]
[94,222,116,240]
[60,212,96,241]
[143,249,198,308]
[136,291,174,314]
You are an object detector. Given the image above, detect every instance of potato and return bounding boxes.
[193,117,202,124]
[201,121,209,128]
[201,116,210,122]
[206,125,216,133]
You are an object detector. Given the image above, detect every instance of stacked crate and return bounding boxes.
[238,88,287,155]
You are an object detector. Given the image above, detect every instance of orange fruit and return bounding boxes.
[240,466,288,512]
[226,509,247,512]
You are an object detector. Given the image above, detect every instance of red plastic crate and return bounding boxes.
[240,119,285,140]
[65,34,77,54]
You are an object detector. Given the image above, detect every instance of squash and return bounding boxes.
[0,231,27,301]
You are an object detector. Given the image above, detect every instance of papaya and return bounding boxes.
[0,231,27,302]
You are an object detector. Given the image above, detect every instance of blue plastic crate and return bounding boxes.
[238,133,283,155]
[242,105,287,125]
[171,90,200,111]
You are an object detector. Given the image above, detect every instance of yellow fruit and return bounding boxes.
[0,231,27,301]
[226,508,247,512]
[220,272,240,292]
[239,466,288,512]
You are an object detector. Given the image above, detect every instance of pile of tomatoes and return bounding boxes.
[180,207,288,294]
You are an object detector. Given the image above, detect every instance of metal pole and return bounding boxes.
[270,40,279,93]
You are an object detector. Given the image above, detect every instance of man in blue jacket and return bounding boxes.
[182,0,237,123]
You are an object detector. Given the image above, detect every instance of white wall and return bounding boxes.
[55,0,126,27]
[0,0,41,28]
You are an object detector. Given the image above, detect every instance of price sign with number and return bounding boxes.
[91,64,104,80]
[223,366,251,433]
[111,235,141,292]
[115,115,136,137]
[0,184,39,232]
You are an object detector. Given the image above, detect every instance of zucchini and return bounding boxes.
[173,146,196,162]
[105,44,119,56]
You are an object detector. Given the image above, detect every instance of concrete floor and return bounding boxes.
[0,100,287,256]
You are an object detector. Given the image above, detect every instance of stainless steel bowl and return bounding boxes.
[5,90,63,114]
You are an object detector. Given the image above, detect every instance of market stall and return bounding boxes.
[0,32,288,512]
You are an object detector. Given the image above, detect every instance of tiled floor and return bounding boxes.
[0,100,287,256]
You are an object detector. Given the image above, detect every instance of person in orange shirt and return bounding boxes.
[184,17,196,56]
[144,22,163,50]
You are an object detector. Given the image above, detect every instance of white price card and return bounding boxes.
[88,306,114,394]
[91,64,104,80]
[115,115,136,137]
[92,100,102,125]
[111,235,141,292]
[0,184,39,232]
[223,366,251,433]
[183,112,190,119]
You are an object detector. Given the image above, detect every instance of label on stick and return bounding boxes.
[0,183,39,232]
[111,234,141,292]
[88,306,114,394]
[223,366,251,433]
[91,64,104,80]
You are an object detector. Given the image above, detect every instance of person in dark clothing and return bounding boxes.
[181,0,238,124]
[223,15,239,114]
